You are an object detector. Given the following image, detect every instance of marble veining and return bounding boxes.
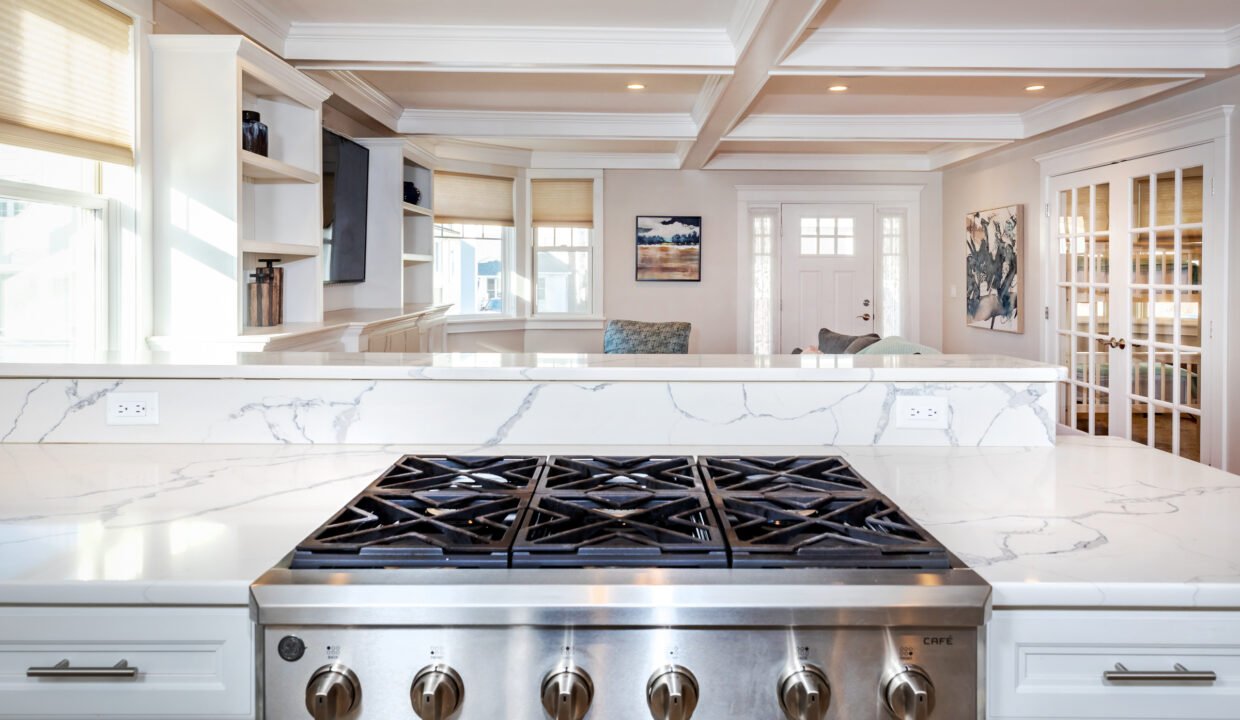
[0,378,1056,446]
[0,438,1235,609]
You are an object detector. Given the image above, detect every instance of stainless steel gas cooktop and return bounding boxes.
[253,455,990,720]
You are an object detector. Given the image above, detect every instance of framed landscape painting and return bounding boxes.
[965,204,1023,333]
[636,215,701,281]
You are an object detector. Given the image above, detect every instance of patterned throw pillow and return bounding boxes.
[603,320,692,354]
[817,327,881,354]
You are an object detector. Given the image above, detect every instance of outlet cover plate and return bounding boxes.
[895,395,949,430]
[106,392,160,426]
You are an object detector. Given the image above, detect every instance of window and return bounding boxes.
[532,179,595,315]
[750,210,775,354]
[800,217,854,256]
[433,172,515,316]
[433,223,511,315]
[879,211,906,338]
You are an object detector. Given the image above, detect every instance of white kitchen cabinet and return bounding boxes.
[0,606,252,719]
[989,609,1240,719]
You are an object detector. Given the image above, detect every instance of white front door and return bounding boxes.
[779,204,875,352]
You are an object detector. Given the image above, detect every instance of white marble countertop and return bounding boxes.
[0,351,1065,382]
[0,437,1233,608]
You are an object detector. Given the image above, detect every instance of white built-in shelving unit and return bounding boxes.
[149,35,331,344]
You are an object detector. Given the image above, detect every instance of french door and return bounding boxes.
[1051,144,1218,465]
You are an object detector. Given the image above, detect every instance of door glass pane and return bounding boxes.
[1074,334,1089,384]
[1181,229,1202,285]
[1182,167,1203,224]
[1059,236,1071,280]
[1131,233,1150,283]
[801,237,817,255]
[1152,290,1175,343]
[1094,234,1110,283]
[1153,406,1172,454]
[1181,349,1202,411]
[1058,333,1071,368]
[1093,389,1110,436]
[1131,289,1150,340]
[1073,237,1088,282]
[1155,171,1176,225]
[1058,287,1073,331]
[1153,348,1176,405]
[1095,287,1110,340]
[1074,287,1090,334]
[1094,183,1110,232]
[1133,175,1151,228]
[1180,289,1202,348]
[1132,400,1150,445]
[1075,186,1091,232]
[1180,413,1200,462]
[1057,190,1071,234]
[1075,386,1090,433]
[1152,231,1174,284]
[1131,344,1149,397]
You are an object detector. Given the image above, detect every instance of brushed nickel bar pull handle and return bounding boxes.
[27,659,138,679]
[1104,663,1216,683]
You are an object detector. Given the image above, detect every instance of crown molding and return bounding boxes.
[531,152,681,170]
[308,70,403,131]
[1019,77,1196,138]
[785,27,1240,70]
[707,152,932,171]
[926,142,1013,170]
[428,139,533,169]
[399,109,699,139]
[183,0,290,55]
[728,113,1026,141]
[284,23,735,68]
[1035,105,1234,175]
[1226,23,1240,67]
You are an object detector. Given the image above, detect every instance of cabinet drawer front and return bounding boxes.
[990,610,1240,719]
[0,607,252,718]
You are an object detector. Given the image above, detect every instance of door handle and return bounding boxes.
[27,659,138,679]
[856,313,871,322]
[1096,337,1127,350]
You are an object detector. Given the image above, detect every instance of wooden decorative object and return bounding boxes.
[248,258,284,327]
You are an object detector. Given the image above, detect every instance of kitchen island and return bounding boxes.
[0,437,1236,718]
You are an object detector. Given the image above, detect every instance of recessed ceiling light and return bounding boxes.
[828,84,849,92]
[626,83,646,91]
[1025,84,1046,92]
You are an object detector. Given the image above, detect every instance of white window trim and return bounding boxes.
[735,185,924,353]
[0,178,116,353]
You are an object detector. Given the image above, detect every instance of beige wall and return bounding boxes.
[602,169,943,353]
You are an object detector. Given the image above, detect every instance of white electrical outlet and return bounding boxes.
[106,392,160,426]
[895,396,948,429]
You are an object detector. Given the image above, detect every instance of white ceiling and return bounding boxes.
[189,0,1240,170]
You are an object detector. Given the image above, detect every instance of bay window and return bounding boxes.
[432,172,515,316]
[531,178,596,316]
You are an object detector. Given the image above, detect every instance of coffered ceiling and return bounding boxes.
[171,0,1240,171]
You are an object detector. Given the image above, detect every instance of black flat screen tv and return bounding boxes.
[322,129,369,284]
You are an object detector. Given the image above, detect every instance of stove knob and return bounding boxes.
[410,664,464,720]
[778,663,831,720]
[541,665,594,720]
[884,664,935,720]
[647,665,699,720]
[304,664,360,720]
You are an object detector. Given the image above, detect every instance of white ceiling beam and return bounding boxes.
[690,76,730,126]
[707,152,931,171]
[293,62,730,75]
[398,109,699,140]
[729,114,1026,142]
[284,24,735,69]
[785,28,1240,70]
[306,70,403,131]
[159,0,288,55]
[769,68,1206,80]
[727,0,773,55]
[531,152,681,170]
[680,0,828,169]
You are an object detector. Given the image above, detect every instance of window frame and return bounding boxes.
[0,177,115,354]
[431,221,516,319]
[527,169,604,320]
[531,224,594,316]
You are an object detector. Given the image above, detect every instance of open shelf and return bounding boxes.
[241,150,319,184]
[402,202,432,217]
[241,240,321,257]
[402,253,433,266]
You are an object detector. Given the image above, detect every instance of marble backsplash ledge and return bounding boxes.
[0,378,1055,446]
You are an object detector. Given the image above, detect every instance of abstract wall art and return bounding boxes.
[965,205,1023,333]
[636,215,701,281]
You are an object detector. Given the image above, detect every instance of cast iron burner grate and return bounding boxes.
[698,456,869,495]
[292,490,528,568]
[713,492,950,569]
[511,490,728,568]
[538,456,703,495]
[370,455,542,495]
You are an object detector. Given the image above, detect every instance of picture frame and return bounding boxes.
[965,204,1023,333]
[635,215,701,282]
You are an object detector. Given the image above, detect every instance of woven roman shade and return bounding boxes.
[434,172,514,224]
[532,179,593,227]
[0,0,135,165]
